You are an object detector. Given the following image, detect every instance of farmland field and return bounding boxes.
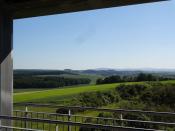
[14,80,175,104]
[14,83,122,103]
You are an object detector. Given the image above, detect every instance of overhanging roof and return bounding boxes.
[3,0,168,19]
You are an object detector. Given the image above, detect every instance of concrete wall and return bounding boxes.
[0,9,13,127]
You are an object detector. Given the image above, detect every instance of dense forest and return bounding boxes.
[96,73,173,84]
[14,69,77,76]
[14,69,91,89]
[14,76,91,89]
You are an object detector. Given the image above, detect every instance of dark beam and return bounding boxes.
[12,0,168,19]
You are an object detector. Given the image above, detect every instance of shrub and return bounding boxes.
[75,90,120,107]
[116,84,149,100]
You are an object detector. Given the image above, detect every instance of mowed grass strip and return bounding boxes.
[14,83,121,103]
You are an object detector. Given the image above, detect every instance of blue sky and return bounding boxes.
[14,1,175,70]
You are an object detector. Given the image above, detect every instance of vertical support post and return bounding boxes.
[55,125,59,131]
[0,8,13,127]
[120,113,123,126]
[24,106,28,128]
[68,109,71,131]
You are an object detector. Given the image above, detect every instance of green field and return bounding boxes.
[14,81,145,103]
[14,83,118,103]
[15,80,175,104]
[14,88,51,93]
[14,81,144,124]
[14,80,175,104]
[13,80,175,131]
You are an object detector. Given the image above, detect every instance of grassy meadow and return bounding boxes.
[14,82,123,103]
[14,80,175,104]
[13,80,175,131]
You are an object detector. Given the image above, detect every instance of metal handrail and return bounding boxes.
[14,103,175,116]
[13,110,175,127]
[0,125,44,131]
[0,115,162,131]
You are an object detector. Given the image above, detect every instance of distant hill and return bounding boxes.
[14,69,103,85]
[80,69,141,76]
[14,68,175,78]
[14,69,78,76]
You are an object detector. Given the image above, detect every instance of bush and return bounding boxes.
[56,108,69,114]
[140,85,175,109]
[116,84,149,100]
[76,91,120,107]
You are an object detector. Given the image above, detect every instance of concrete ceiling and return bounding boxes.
[2,0,168,19]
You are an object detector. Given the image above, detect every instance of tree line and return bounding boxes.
[14,76,91,89]
[96,73,172,84]
[14,69,77,76]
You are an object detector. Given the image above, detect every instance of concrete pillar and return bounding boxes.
[0,8,13,127]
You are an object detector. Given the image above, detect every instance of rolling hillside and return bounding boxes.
[14,80,175,104]
[14,83,121,103]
